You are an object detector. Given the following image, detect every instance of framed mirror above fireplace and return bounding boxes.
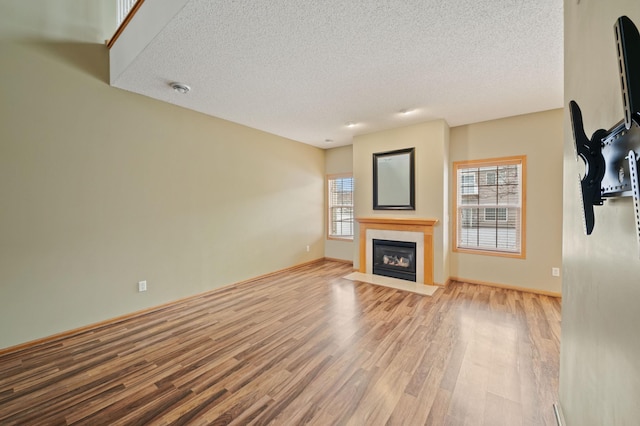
[373,147,415,210]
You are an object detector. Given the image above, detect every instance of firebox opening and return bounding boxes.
[372,239,417,282]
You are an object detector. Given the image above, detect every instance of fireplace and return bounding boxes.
[372,239,417,282]
[358,218,437,285]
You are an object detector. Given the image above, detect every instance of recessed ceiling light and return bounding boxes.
[170,82,191,94]
[346,121,357,128]
[399,109,414,115]
[325,139,334,144]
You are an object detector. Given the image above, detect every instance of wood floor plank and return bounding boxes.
[0,261,560,425]
[424,387,452,426]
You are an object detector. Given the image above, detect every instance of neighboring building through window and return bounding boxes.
[484,207,507,222]
[453,156,526,257]
[485,170,497,186]
[460,172,478,195]
[327,174,354,240]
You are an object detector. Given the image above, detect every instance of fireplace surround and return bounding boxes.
[357,217,438,285]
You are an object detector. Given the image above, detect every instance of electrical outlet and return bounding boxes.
[138,280,147,292]
[306,245,310,252]
[552,267,560,277]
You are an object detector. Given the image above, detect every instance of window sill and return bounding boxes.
[327,236,354,242]
[454,246,525,259]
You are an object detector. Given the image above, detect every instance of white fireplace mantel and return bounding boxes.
[357,217,438,285]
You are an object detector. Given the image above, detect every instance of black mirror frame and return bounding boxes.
[372,147,415,210]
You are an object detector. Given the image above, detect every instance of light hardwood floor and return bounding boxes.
[0,260,561,425]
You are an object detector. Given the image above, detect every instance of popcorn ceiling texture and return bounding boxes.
[111,0,563,147]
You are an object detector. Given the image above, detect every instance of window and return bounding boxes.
[453,156,526,257]
[327,174,354,240]
[485,171,497,186]
[484,207,507,221]
[460,172,478,195]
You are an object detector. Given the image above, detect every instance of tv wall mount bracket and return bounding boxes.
[570,16,640,249]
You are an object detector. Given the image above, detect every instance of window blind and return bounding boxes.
[455,159,525,255]
[328,175,354,239]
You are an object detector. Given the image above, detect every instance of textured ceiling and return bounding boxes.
[110,0,563,148]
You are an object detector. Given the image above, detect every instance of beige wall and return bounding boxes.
[352,120,450,284]
[325,145,354,262]
[0,38,324,349]
[561,2,640,424]
[0,0,116,43]
[450,110,563,294]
